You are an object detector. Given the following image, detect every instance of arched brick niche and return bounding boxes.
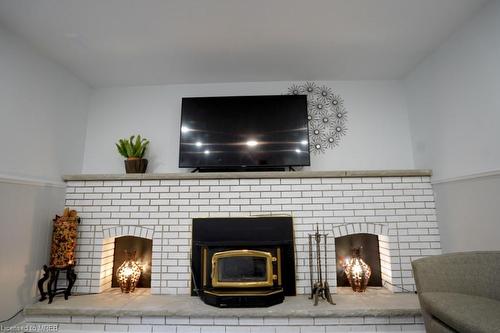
[74,226,156,293]
[332,223,396,291]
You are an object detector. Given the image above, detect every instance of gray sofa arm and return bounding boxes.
[411,251,500,300]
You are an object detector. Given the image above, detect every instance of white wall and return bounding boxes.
[404,0,500,252]
[0,27,90,182]
[0,26,90,321]
[0,180,66,323]
[404,0,500,181]
[432,175,500,253]
[82,81,414,173]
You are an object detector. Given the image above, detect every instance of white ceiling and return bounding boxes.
[0,0,489,87]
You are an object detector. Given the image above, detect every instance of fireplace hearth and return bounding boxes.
[191,217,296,307]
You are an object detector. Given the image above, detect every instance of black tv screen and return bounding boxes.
[179,95,310,169]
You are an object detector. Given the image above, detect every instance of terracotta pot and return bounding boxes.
[124,158,148,173]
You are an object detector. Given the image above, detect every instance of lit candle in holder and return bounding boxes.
[117,250,142,293]
[343,247,371,292]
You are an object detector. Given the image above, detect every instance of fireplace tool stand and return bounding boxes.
[308,225,335,306]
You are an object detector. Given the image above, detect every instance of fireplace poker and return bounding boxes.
[323,225,335,305]
[308,234,314,299]
[315,225,323,288]
[313,225,323,305]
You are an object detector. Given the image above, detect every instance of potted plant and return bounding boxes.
[116,135,150,173]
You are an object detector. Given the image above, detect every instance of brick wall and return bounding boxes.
[24,314,425,332]
[65,175,440,295]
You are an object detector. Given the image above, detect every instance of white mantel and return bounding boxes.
[63,169,432,181]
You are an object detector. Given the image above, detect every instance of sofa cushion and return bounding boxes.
[420,292,500,333]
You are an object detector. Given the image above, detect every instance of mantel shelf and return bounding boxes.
[63,169,432,182]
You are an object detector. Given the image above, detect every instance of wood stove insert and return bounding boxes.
[191,217,296,307]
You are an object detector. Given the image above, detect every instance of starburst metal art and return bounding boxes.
[287,82,348,154]
[288,84,302,96]
[333,121,347,138]
[303,81,318,96]
[310,137,326,154]
[325,132,340,148]
[334,107,348,123]
[317,86,333,103]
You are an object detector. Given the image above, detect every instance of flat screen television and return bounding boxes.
[179,95,310,170]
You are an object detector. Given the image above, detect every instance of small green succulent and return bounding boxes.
[116,135,150,159]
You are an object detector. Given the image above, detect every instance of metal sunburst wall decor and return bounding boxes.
[287,82,348,154]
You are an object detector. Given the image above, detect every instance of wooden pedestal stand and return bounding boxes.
[38,264,77,304]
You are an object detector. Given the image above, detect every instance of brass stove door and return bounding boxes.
[211,250,275,288]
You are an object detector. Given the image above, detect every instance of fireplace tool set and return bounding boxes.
[308,225,335,306]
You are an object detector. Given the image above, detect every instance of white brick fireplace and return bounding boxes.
[64,170,441,296]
